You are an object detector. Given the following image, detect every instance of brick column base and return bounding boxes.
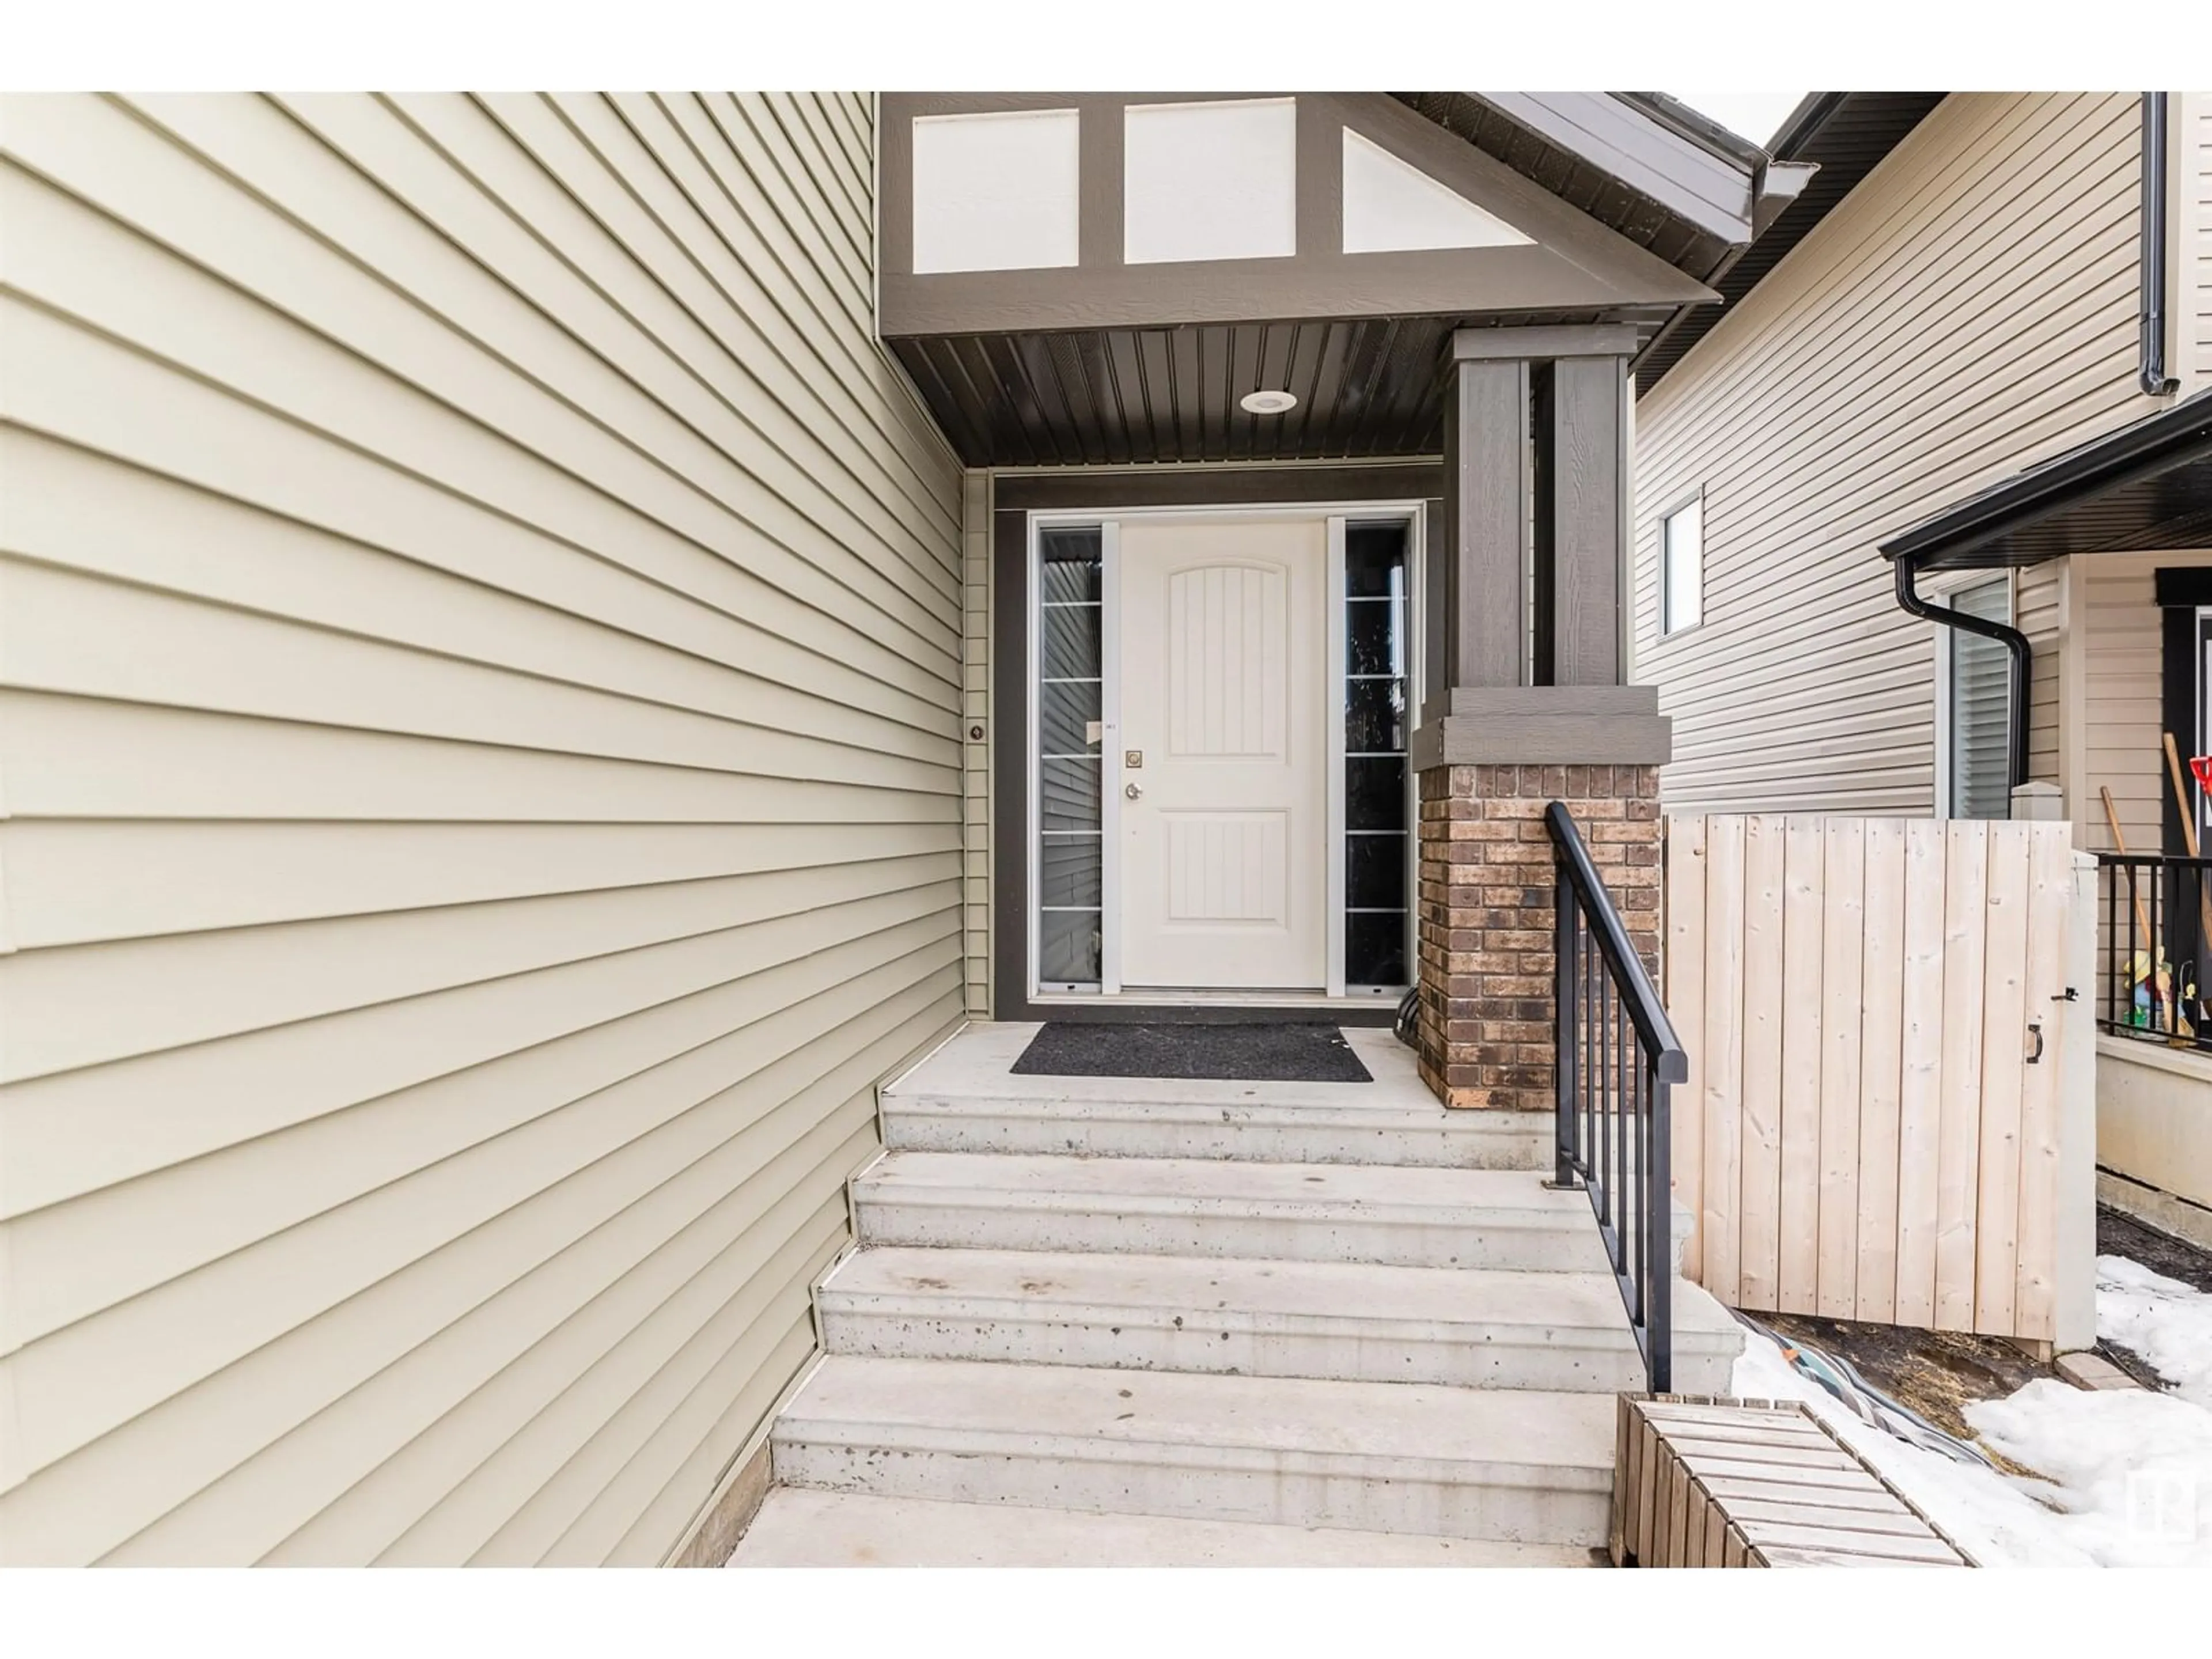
[1415,764,1662,1110]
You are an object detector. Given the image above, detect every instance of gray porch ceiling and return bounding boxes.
[887,92,1781,469]
[893,313,1657,469]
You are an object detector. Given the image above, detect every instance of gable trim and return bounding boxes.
[880,92,1716,339]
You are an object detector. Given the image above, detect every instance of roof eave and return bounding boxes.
[1880,389,2212,570]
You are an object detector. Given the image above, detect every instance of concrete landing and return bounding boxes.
[730,1488,1603,1567]
[884,1022,1551,1169]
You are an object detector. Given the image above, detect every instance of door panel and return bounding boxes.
[1118,518,1326,988]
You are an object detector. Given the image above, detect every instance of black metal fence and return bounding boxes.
[2097,850,2212,1049]
[1546,801,1686,1393]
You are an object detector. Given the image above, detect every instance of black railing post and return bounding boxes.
[1544,801,1685,1396]
[1555,862,1578,1188]
[1649,1065,1673,1393]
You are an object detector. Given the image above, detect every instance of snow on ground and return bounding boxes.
[1729,1254,2212,1567]
[2094,1255,2212,1410]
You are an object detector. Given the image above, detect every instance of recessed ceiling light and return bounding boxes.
[1240,389,1298,415]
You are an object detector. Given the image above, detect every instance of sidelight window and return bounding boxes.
[1036,526,1105,987]
[1343,520,1411,988]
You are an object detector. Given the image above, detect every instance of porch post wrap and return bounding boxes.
[1418,325,1665,1109]
[1443,355,1530,688]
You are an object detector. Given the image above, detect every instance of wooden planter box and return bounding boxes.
[1611,1394,1975,1567]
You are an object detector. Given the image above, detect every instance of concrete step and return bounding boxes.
[729,1488,1603,1567]
[883,1089,1550,1170]
[772,1355,1619,1545]
[817,1245,1741,1393]
[853,1151,1614,1272]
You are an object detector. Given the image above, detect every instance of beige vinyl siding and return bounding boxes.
[0,92,965,1566]
[2021,561,2064,789]
[1633,93,2156,815]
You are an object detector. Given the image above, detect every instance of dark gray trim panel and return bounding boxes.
[990,464,1443,1024]
[1455,323,1640,361]
[1444,358,1529,688]
[881,92,1715,338]
[995,464,1441,513]
[1546,354,1627,685]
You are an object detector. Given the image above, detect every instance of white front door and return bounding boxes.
[1116,517,1328,989]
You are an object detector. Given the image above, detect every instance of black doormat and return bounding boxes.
[1010,1021,1372,1083]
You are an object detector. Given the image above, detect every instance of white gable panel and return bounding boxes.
[1124,99,1297,266]
[912,109,1081,274]
[1341,129,1533,254]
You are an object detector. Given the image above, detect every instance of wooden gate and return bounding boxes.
[1664,816,2093,1346]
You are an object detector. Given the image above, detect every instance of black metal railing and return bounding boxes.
[1546,801,1687,1393]
[2097,850,2212,1049]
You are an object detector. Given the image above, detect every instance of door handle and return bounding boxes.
[1124,782,1143,800]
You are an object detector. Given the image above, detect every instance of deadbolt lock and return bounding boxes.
[1125,749,1143,768]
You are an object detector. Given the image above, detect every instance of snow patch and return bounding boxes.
[1729,1253,2212,1566]
[2095,1254,2212,1409]
[1730,1327,2094,1567]
[1964,1380,2212,1567]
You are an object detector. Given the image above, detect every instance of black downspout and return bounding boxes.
[2142,91,2180,397]
[1894,553,2031,797]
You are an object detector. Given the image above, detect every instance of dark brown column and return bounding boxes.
[1441,357,1529,690]
[1545,354,1627,687]
[1416,324,1666,1109]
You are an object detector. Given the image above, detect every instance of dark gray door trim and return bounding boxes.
[990,463,1442,1025]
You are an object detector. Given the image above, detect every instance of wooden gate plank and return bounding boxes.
[1722,1499,1934,1537]
[2013,824,2073,1340]
[1855,817,1907,1324]
[1734,1519,1964,1564]
[1973,821,2032,1335]
[1700,815,1748,1306]
[1699,1476,1906,1513]
[1739,815,1788,1310]
[1688,1457,1889,1492]
[1895,817,1950,1328]
[1668,816,1709,1282]
[1934,822,1990,1332]
[1778,817,1827,1313]
[1817,818,1866,1317]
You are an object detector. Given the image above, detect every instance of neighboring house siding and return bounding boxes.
[2021,561,2064,790]
[2083,560,2168,855]
[1633,92,2153,815]
[2191,90,2212,389]
[0,92,965,1565]
[2076,550,2212,857]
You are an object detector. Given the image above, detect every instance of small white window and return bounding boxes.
[1661,495,1703,636]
